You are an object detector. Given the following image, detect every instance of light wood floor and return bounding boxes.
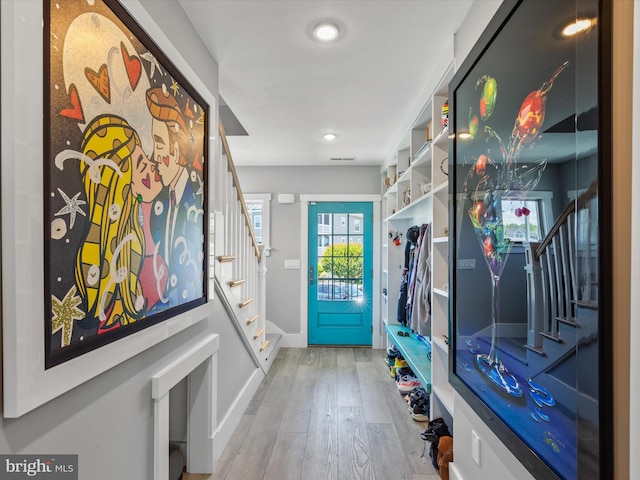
[185,347,440,480]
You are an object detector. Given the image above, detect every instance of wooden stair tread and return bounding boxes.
[259,340,270,352]
[246,314,259,325]
[229,279,246,287]
[217,255,236,263]
[239,298,254,308]
[253,328,265,340]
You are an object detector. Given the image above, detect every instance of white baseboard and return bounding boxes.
[273,332,382,349]
[212,367,265,461]
[278,332,381,349]
[279,333,308,348]
[449,462,462,480]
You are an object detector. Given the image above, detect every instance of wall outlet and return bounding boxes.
[471,430,481,466]
[458,258,476,270]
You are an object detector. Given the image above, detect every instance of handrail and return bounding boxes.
[219,121,262,262]
[534,180,598,260]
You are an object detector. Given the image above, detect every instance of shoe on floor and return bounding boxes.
[410,409,429,422]
[409,397,430,422]
[394,358,408,369]
[397,375,420,393]
[395,366,414,380]
[386,346,399,366]
[409,386,428,406]
[420,418,450,442]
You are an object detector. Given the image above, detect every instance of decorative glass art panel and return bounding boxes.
[450,1,611,478]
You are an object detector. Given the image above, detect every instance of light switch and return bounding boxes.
[284,259,301,269]
[458,258,476,270]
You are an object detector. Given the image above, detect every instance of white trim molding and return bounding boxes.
[152,334,220,478]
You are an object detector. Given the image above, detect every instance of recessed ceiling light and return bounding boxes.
[313,22,340,42]
[457,132,472,140]
[323,133,337,141]
[562,18,596,36]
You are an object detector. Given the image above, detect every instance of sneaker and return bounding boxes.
[409,394,430,421]
[395,366,414,380]
[410,385,427,398]
[412,394,430,410]
[394,358,408,369]
[411,411,429,422]
[386,345,399,366]
[397,375,420,394]
[420,418,450,442]
[410,407,429,422]
[409,388,428,407]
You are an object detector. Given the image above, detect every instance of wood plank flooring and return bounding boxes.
[185,347,440,480]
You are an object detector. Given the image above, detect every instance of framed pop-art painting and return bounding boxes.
[1,0,213,417]
[449,0,612,478]
[45,0,208,367]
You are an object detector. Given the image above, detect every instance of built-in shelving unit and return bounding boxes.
[381,63,454,425]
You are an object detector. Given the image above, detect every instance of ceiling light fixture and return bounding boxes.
[457,132,472,140]
[561,18,595,36]
[312,22,340,42]
[323,133,337,141]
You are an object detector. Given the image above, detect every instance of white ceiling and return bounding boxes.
[179,0,475,167]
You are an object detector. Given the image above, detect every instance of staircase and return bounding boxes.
[213,122,281,373]
[524,181,598,352]
[522,181,599,414]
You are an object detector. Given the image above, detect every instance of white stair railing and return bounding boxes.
[524,181,598,353]
[214,122,276,372]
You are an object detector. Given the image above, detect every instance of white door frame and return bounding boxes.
[299,194,382,349]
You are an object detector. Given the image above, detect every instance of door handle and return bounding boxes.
[309,266,315,285]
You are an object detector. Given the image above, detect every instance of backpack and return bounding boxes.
[437,435,453,480]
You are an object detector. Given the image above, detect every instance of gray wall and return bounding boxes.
[236,165,380,334]
[0,2,259,478]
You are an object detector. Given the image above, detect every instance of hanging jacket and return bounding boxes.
[410,223,431,336]
[404,226,421,327]
[407,224,426,311]
[396,240,412,325]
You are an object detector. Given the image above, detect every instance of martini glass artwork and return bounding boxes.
[467,176,521,396]
[461,62,568,398]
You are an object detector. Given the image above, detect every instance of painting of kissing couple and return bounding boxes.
[45,0,208,367]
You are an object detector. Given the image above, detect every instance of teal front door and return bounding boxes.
[308,202,373,345]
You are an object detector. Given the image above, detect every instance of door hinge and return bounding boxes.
[371,325,374,333]
[371,213,374,222]
[371,268,374,278]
